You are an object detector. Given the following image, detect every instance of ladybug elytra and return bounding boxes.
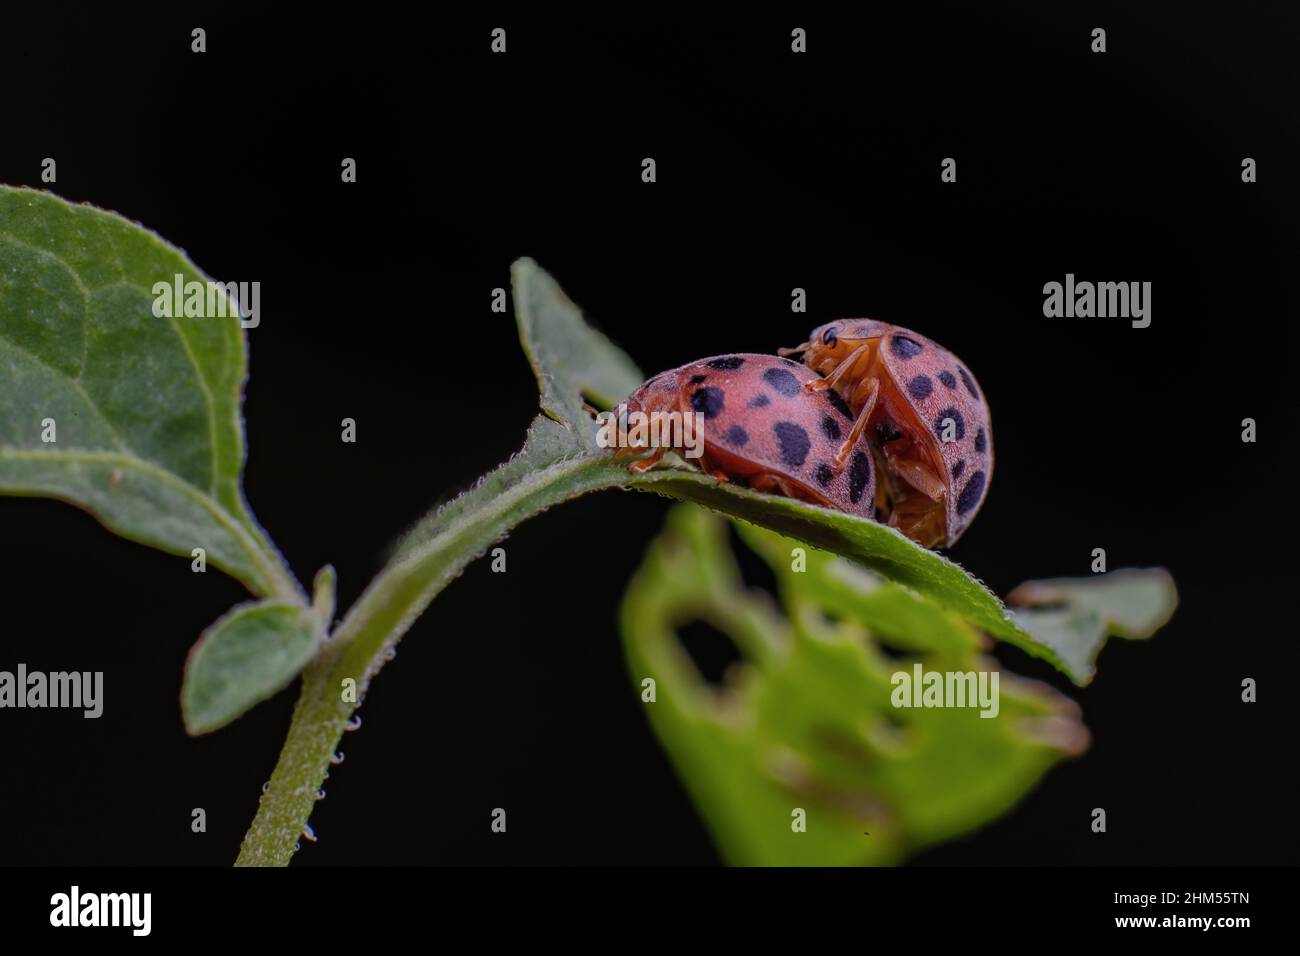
[614,353,877,518]
[781,320,992,547]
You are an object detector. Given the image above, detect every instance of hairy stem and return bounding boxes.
[235,446,625,865]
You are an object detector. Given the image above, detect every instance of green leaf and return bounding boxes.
[182,567,335,735]
[513,258,643,425]
[1007,569,1178,683]
[621,504,1092,866]
[733,518,981,658]
[0,186,299,600]
[627,468,1066,672]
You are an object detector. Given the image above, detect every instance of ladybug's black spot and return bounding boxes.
[762,367,802,397]
[906,374,933,401]
[820,415,841,441]
[824,387,854,420]
[725,424,749,447]
[707,356,745,370]
[938,370,957,389]
[814,462,834,487]
[748,394,771,409]
[957,470,986,516]
[951,459,965,479]
[935,407,965,443]
[874,419,903,444]
[890,335,923,359]
[974,427,987,453]
[690,387,726,419]
[773,421,811,468]
[848,451,872,503]
[959,367,979,399]
[822,327,839,346]
[688,374,707,384]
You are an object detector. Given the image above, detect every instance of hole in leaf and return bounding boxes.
[675,618,745,686]
[873,639,912,662]
[820,608,845,628]
[873,710,910,744]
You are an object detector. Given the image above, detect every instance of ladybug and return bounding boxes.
[614,354,877,518]
[780,320,992,548]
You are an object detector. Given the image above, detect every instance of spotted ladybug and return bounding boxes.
[615,354,877,518]
[781,320,992,547]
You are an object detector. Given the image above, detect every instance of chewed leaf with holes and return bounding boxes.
[0,186,299,600]
[1007,569,1178,684]
[621,504,1091,866]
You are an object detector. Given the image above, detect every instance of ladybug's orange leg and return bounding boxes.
[626,448,666,473]
[803,343,868,392]
[832,378,879,471]
[888,455,947,502]
[750,473,794,496]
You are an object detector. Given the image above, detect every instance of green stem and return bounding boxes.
[235,448,626,866]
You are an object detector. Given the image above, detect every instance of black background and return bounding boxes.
[0,4,1296,866]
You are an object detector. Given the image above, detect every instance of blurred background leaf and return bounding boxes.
[621,504,1118,865]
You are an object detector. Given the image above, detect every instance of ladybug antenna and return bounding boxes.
[777,340,810,357]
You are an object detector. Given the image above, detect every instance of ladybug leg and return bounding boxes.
[832,378,879,470]
[750,472,794,496]
[626,447,666,473]
[690,450,729,482]
[888,454,947,501]
[804,344,868,392]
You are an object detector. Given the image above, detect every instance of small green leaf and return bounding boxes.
[182,569,334,735]
[309,564,337,627]
[621,505,1092,866]
[0,186,299,600]
[1008,568,1178,683]
[512,258,643,426]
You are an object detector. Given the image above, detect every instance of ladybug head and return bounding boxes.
[795,319,889,376]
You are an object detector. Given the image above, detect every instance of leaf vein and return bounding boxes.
[0,335,129,451]
[89,213,222,496]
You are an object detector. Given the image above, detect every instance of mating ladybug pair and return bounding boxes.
[615,321,993,548]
